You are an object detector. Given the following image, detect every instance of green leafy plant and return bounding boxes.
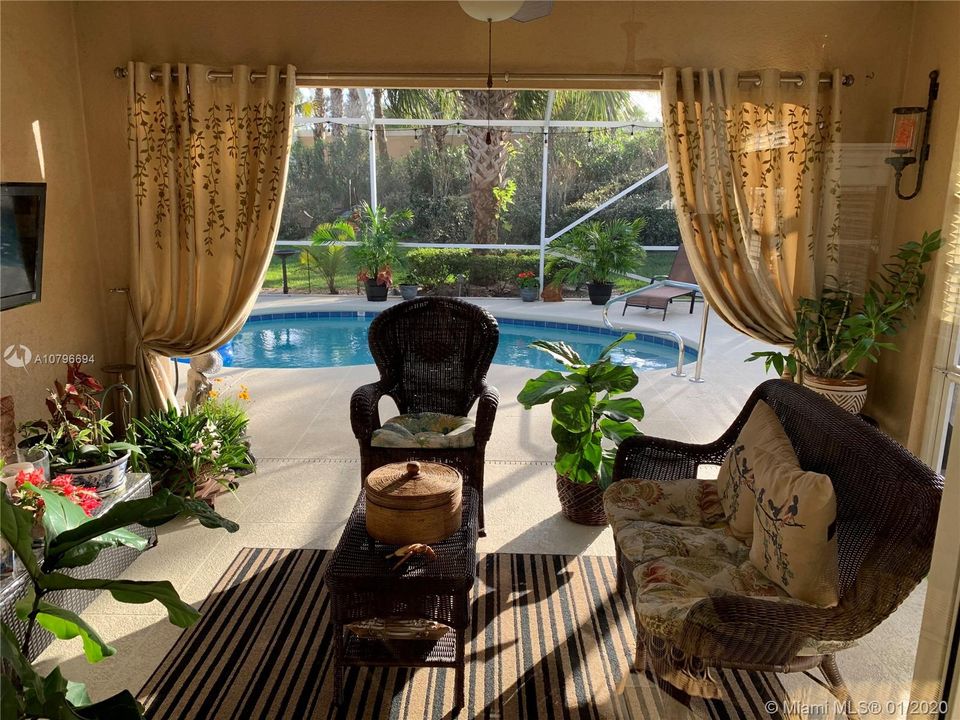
[19,364,140,472]
[0,484,238,719]
[299,243,347,294]
[517,335,644,488]
[312,201,412,286]
[546,218,647,287]
[132,401,253,503]
[748,230,943,379]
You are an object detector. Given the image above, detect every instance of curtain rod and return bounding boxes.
[112,66,855,88]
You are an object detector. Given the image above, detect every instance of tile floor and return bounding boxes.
[33,295,926,718]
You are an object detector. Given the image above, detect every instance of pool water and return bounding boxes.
[216,312,696,372]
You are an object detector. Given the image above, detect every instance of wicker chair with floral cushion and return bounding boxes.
[351,297,500,534]
[607,379,942,716]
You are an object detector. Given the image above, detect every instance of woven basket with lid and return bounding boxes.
[364,461,463,544]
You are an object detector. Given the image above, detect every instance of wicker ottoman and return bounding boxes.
[325,486,478,712]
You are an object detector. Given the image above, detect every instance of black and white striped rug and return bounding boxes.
[140,548,789,719]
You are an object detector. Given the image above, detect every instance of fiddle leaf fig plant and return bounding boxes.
[0,486,238,719]
[518,334,644,488]
[748,229,942,379]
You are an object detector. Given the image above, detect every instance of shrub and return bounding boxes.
[405,248,470,289]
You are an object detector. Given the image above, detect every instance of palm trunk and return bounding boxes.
[372,89,389,162]
[312,88,326,142]
[329,89,344,138]
[459,89,515,244]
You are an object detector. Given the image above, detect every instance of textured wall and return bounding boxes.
[0,2,111,423]
[863,1,960,450]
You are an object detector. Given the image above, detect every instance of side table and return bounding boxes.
[0,472,157,660]
[325,486,478,712]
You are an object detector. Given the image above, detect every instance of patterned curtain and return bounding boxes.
[661,68,842,345]
[127,62,295,412]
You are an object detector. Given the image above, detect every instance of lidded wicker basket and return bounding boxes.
[364,461,462,544]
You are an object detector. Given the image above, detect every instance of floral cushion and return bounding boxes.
[604,478,726,533]
[371,412,475,449]
[717,401,799,542]
[606,475,850,699]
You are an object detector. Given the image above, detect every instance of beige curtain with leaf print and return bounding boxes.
[127,62,295,413]
[661,67,842,344]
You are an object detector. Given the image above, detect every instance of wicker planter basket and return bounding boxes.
[555,474,607,526]
[801,373,868,414]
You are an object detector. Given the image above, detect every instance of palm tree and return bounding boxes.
[381,89,634,243]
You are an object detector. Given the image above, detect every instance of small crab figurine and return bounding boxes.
[387,543,436,571]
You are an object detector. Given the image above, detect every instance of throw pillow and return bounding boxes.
[749,449,839,607]
[717,401,798,541]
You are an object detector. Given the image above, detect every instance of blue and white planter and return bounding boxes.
[67,450,131,497]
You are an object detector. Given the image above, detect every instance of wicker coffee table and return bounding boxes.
[325,486,478,712]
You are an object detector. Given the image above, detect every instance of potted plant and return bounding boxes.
[1,480,237,719]
[133,386,254,507]
[546,218,647,305]
[311,202,412,302]
[19,364,140,497]
[517,334,645,525]
[748,229,942,412]
[398,272,420,301]
[517,271,539,302]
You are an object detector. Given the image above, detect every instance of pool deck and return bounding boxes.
[35,292,926,715]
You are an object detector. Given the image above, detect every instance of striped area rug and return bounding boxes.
[139,548,790,719]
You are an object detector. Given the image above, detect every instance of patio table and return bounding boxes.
[325,486,478,712]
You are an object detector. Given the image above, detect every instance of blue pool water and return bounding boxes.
[213,312,696,372]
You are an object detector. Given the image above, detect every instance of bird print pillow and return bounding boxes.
[749,449,839,607]
[717,401,799,542]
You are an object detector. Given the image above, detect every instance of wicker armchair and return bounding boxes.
[611,379,943,716]
[351,298,500,534]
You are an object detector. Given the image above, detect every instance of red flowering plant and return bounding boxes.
[18,363,141,472]
[517,271,539,289]
[11,467,101,522]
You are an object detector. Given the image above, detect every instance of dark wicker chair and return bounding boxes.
[611,379,943,717]
[351,298,500,534]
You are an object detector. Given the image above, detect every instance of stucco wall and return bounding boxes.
[0,2,110,423]
[863,0,960,449]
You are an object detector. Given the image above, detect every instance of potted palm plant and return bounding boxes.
[748,229,942,412]
[517,334,644,525]
[546,218,647,305]
[311,202,412,302]
[19,364,140,497]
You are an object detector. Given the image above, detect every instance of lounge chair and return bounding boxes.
[623,244,699,320]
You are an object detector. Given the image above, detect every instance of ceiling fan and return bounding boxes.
[457,1,553,23]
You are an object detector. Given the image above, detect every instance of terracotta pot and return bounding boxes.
[555,474,607,526]
[801,373,868,414]
[587,282,613,306]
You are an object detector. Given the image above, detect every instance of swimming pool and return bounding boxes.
[214,311,696,372]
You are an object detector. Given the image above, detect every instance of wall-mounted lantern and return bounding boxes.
[885,70,939,200]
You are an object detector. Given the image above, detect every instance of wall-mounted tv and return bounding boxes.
[1,182,46,311]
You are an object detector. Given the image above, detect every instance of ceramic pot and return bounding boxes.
[67,450,130,497]
[520,287,538,302]
[587,282,613,306]
[365,279,389,302]
[801,374,868,414]
[555,474,607,526]
[400,284,418,301]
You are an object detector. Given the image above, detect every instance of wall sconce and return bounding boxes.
[885,70,939,200]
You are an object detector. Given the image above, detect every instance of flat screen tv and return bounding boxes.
[1,182,46,311]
